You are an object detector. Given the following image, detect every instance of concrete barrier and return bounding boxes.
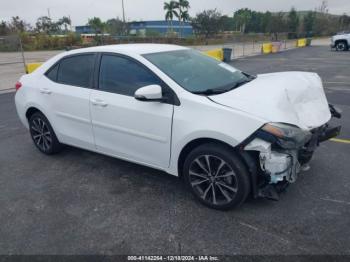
[25,63,42,74]
[297,38,307,47]
[271,42,282,53]
[203,49,224,61]
[262,43,272,54]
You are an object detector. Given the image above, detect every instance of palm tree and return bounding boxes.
[177,0,190,37]
[164,1,178,35]
[180,10,190,36]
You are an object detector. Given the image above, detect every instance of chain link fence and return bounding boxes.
[0,35,61,93]
[0,35,303,93]
[0,35,27,93]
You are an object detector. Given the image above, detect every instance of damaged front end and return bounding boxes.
[242,104,342,201]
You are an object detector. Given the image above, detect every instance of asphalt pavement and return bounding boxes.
[0,46,349,255]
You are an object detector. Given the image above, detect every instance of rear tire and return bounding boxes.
[336,41,348,51]
[183,143,250,210]
[29,112,63,155]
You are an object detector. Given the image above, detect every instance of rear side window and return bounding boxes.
[46,63,59,82]
[57,54,95,88]
[99,54,162,96]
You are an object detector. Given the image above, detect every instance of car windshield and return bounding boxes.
[143,49,253,95]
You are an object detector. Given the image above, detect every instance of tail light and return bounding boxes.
[15,81,22,91]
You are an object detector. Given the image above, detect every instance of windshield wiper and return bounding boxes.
[242,71,257,80]
[192,88,229,95]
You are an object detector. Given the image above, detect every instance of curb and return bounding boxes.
[0,88,16,94]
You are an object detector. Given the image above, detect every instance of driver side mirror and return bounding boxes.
[134,85,165,102]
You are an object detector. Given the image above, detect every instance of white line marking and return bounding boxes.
[324,82,350,84]
[239,221,290,245]
[320,198,350,205]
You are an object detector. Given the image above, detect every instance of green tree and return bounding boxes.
[176,0,190,37]
[9,16,29,33]
[105,18,125,36]
[35,16,59,34]
[88,17,106,44]
[191,9,222,38]
[338,14,350,32]
[0,21,10,35]
[262,11,272,33]
[164,1,178,34]
[233,8,252,33]
[88,17,105,34]
[180,10,190,36]
[269,12,287,40]
[219,15,234,31]
[288,7,299,33]
[181,10,190,22]
[251,11,266,32]
[303,11,315,34]
[58,16,71,33]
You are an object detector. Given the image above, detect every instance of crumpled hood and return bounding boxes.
[210,71,331,130]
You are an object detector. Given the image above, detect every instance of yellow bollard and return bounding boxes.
[203,49,224,61]
[25,63,43,74]
[262,43,273,54]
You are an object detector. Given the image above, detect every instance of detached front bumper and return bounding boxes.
[243,104,342,200]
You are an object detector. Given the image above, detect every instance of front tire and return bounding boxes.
[336,41,348,51]
[29,112,63,155]
[183,143,250,210]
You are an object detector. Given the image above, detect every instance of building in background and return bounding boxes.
[75,25,95,34]
[129,20,193,37]
[75,26,110,44]
[75,20,193,39]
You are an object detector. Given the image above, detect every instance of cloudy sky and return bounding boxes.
[1,0,350,26]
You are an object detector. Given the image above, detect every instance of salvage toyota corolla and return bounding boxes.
[15,44,342,210]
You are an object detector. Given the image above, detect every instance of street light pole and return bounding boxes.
[121,0,126,35]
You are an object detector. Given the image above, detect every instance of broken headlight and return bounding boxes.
[260,123,312,149]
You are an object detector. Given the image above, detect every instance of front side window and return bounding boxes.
[144,49,251,95]
[57,54,95,88]
[99,54,161,96]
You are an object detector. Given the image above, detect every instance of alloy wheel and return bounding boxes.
[30,117,52,152]
[337,42,346,51]
[188,154,238,206]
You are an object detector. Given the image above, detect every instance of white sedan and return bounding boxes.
[15,44,341,209]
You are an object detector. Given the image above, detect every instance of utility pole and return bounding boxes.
[121,0,126,35]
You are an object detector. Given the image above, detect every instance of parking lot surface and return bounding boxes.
[0,46,349,255]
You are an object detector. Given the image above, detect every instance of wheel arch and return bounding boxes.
[24,105,59,140]
[25,107,44,120]
[335,39,349,47]
[177,137,241,177]
[176,137,259,198]
[335,39,347,44]
[178,138,231,178]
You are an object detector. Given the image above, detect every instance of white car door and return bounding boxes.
[90,54,174,169]
[41,53,96,150]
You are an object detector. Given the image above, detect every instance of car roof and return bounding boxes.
[65,44,189,56]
